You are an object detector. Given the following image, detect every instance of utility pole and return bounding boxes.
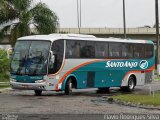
[155,0,160,76]
[77,0,80,34]
[79,0,82,33]
[79,0,82,28]
[123,0,126,39]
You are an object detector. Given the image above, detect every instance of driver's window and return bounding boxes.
[49,40,64,74]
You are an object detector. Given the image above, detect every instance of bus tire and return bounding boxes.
[121,76,136,92]
[127,76,136,92]
[34,90,42,96]
[65,78,73,95]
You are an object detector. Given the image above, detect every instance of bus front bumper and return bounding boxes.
[10,81,46,91]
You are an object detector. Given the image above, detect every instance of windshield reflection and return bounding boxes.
[10,40,51,75]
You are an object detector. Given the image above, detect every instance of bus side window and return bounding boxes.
[134,44,145,59]
[122,44,127,58]
[75,41,81,58]
[66,40,74,58]
[81,41,95,58]
[122,44,133,58]
[95,42,108,58]
[109,43,121,58]
[145,45,153,58]
[49,40,64,74]
[66,40,82,58]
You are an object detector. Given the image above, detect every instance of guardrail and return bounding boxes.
[58,28,157,34]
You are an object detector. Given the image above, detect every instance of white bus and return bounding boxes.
[10,34,155,95]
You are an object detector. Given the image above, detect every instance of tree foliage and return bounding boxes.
[0,0,59,46]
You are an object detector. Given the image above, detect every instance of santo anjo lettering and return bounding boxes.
[106,61,138,68]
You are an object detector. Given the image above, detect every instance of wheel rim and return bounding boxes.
[129,79,134,90]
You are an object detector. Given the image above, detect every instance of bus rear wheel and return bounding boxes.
[121,76,136,92]
[65,78,73,95]
[34,90,42,96]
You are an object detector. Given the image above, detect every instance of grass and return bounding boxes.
[0,84,10,89]
[112,92,160,106]
[154,76,160,81]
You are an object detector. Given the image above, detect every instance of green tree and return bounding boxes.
[0,0,59,46]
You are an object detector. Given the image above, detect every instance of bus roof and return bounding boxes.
[18,34,154,44]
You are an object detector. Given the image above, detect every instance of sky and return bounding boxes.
[35,0,156,28]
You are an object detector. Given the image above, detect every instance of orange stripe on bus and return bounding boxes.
[55,59,102,90]
[48,60,66,77]
[55,61,155,91]
[123,65,155,80]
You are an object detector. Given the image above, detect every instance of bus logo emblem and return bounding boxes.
[139,60,148,69]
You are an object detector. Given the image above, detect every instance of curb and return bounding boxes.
[106,97,160,110]
[0,87,11,93]
[0,82,9,84]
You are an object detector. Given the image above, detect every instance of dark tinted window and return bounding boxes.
[134,44,145,58]
[66,40,95,58]
[122,44,133,58]
[49,40,64,74]
[109,43,121,58]
[66,40,153,59]
[145,45,154,58]
[66,40,83,58]
[95,42,108,58]
[81,41,95,58]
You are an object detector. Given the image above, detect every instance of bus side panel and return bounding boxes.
[105,70,126,87]
[94,72,107,88]
[73,71,88,89]
[59,58,155,90]
[94,71,125,88]
[121,72,145,87]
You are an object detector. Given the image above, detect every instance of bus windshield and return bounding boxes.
[10,40,51,76]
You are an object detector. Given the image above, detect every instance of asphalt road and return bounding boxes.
[0,81,160,120]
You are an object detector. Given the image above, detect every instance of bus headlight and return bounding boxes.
[35,80,46,83]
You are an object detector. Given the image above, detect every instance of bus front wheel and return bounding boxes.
[65,78,73,95]
[34,90,42,96]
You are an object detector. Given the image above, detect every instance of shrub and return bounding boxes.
[0,72,9,82]
[0,49,9,73]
